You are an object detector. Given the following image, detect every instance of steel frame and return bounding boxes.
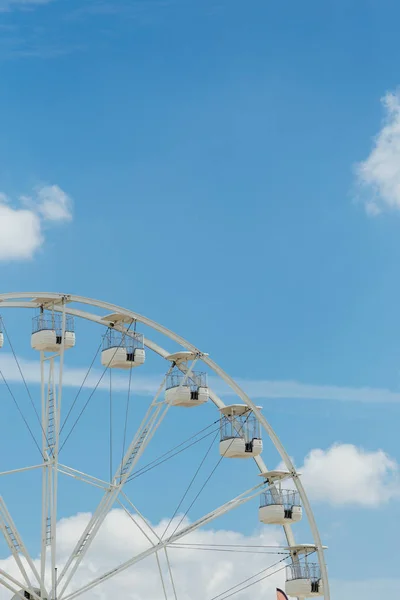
[0,292,330,600]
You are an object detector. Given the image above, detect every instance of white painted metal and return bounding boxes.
[57,371,173,598]
[286,562,324,598]
[0,496,41,592]
[258,470,294,481]
[286,579,324,598]
[11,589,45,600]
[165,385,208,407]
[220,404,262,416]
[0,332,3,348]
[259,502,302,525]
[62,482,267,600]
[259,475,302,525]
[31,330,75,352]
[219,437,263,458]
[219,404,263,458]
[101,346,145,368]
[0,293,330,600]
[165,366,209,407]
[166,351,209,363]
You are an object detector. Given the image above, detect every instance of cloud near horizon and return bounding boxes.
[0,0,52,10]
[0,185,73,261]
[298,444,400,507]
[0,510,286,600]
[0,351,399,404]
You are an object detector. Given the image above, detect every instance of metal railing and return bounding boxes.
[166,370,207,391]
[286,562,321,583]
[260,489,300,508]
[32,313,74,335]
[220,413,261,442]
[102,329,144,352]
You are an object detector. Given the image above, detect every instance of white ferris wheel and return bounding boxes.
[0,293,329,600]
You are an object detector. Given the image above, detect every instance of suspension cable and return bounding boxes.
[0,368,43,458]
[171,546,290,555]
[127,420,220,483]
[210,551,316,600]
[1,319,49,456]
[60,340,102,435]
[162,427,220,538]
[211,559,290,600]
[167,413,251,539]
[60,321,134,453]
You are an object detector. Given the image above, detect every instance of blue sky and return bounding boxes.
[1,0,400,598]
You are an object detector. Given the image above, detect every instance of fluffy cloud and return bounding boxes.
[0,185,72,261]
[299,444,400,507]
[0,202,42,261]
[0,510,286,600]
[356,89,400,215]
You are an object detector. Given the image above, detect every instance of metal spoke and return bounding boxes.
[61,482,265,600]
[40,298,68,600]
[0,568,42,600]
[57,369,174,598]
[0,293,330,600]
[58,464,111,490]
[0,497,41,592]
[0,464,44,477]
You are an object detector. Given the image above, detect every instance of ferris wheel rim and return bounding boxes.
[0,292,330,600]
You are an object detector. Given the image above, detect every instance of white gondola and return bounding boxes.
[0,317,3,348]
[219,405,263,458]
[165,368,208,407]
[286,562,323,597]
[285,546,324,598]
[31,311,75,352]
[101,329,145,369]
[259,471,302,525]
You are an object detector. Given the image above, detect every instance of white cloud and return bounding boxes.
[0,185,72,261]
[0,203,43,261]
[0,353,158,395]
[36,185,73,222]
[231,377,400,404]
[356,89,400,215]
[0,510,286,600]
[298,444,400,507]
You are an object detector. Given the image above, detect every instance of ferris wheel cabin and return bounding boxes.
[165,368,209,407]
[101,329,145,369]
[258,471,302,525]
[285,546,324,598]
[219,404,263,458]
[31,310,75,352]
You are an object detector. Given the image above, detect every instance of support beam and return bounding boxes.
[57,371,173,598]
[62,482,265,600]
[0,497,41,592]
[58,464,111,490]
[0,569,42,600]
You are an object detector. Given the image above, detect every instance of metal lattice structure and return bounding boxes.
[0,293,330,600]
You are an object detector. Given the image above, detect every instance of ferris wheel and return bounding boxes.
[0,292,329,600]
